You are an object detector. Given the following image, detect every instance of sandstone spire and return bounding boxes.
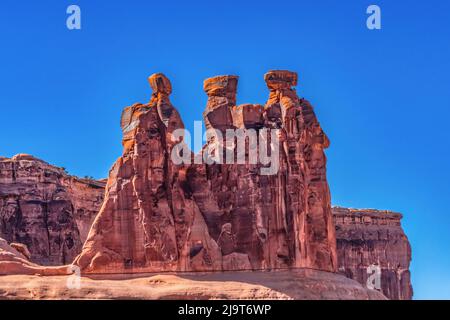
[74,73,221,273]
[0,72,412,299]
[263,70,337,271]
[148,73,181,132]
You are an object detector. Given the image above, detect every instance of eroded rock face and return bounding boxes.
[74,71,337,273]
[0,155,105,265]
[333,207,413,300]
[0,154,413,298]
[0,269,387,300]
[0,72,413,300]
[188,71,337,272]
[0,71,414,300]
[203,75,238,132]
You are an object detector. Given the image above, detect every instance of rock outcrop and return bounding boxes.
[0,237,69,276]
[333,207,413,300]
[0,155,105,265]
[74,71,337,273]
[188,71,337,272]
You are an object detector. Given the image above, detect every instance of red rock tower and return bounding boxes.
[74,71,337,273]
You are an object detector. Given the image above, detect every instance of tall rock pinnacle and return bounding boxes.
[148,73,182,132]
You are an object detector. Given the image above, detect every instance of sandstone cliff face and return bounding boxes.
[74,71,337,273]
[0,155,105,265]
[189,72,337,271]
[74,73,221,273]
[333,207,413,300]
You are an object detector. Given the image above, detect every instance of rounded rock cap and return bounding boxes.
[148,73,172,95]
[203,75,238,96]
[264,70,298,89]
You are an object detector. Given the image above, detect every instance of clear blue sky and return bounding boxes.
[1,0,449,299]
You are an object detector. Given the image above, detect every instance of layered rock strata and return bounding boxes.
[0,154,105,265]
[333,207,413,300]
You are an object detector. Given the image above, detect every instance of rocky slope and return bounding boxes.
[0,155,105,265]
[333,207,413,300]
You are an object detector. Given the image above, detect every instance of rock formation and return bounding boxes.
[73,71,337,273]
[74,73,222,273]
[0,72,413,300]
[0,154,105,265]
[333,207,413,300]
[0,237,68,276]
[0,155,414,299]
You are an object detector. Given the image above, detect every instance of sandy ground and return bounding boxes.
[0,269,386,300]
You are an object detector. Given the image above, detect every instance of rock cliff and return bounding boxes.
[0,154,105,265]
[333,207,413,300]
[0,72,413,300]
[73,73,221,273]
[189,72,337,272]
